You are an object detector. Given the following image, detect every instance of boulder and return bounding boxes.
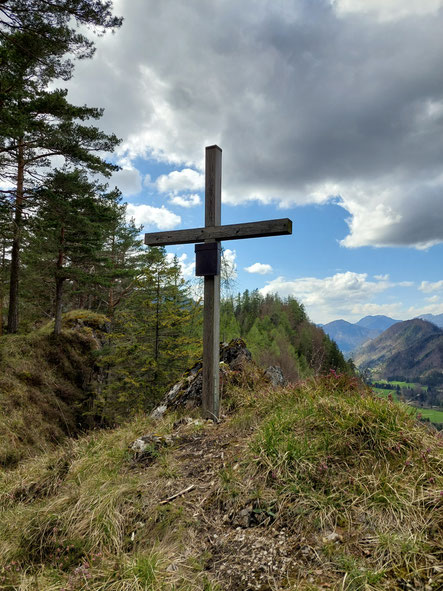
[264,365,286,387]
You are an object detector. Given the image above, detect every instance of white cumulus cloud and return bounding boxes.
[407,301,443,316]
[156,169,204,194]
[222,248,237,280]
[66,0,443,250]
[110,167,142,196]
[169,193,201,208]
[260,271,396,323]
[244,262,273,275]
[126,203,181,230]
[419,280,443,292]
[165,252,195,278]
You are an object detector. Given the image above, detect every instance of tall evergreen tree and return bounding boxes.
[24,169,121,334]
[98,249,201,421]
[0,199,10,334]
[226,290,352,380]
[2,86,120,332]
[0,1,121,62]
[99,206,144,320]
[0,1,122,332]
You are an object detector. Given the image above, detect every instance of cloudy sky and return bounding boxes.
[67,0,443,323]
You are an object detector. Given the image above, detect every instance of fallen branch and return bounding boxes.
[159,484,195,505]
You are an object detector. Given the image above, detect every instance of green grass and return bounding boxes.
[0,366,442,590]
[372,385,443,426]
[375,380,428,391]
[374,386,400,401]
[241,373,443,588]
[417,407,443,423]
[0,323,105,468]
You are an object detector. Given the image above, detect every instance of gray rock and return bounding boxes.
[264,365,286,387]
[130,433,173,464]
[151,338,252,418]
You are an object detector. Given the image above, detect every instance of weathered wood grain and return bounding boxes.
[144,218,292,246]
[202,146,221,419]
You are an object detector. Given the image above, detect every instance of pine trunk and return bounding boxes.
[153,273,161,383]
[7,137,25,333]
[108,231,115,318]
[0,241,5,336]
[54,227,65,335]
[54,277,64,335]
[154,274,160,363]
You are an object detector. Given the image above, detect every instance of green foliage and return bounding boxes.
[95,248,202,422]
[21,169,124,332]
[0,0,122,333]
[222,290,352,380]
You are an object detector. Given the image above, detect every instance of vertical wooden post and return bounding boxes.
[202,145,222,420]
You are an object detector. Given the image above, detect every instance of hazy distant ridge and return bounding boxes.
[320,315,399,353]
[321,313,443,354]
[419,313,443,328]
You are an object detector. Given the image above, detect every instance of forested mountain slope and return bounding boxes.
[354,318,443,382]
[319,319,377,353]
[220,290,351,381]
[320,315,399,354]
[356,315,400,332]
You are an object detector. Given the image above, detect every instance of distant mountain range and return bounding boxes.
[321,313,443,354]
[418,313,443,328]
[320,315,399,353]
[353,319,443,383]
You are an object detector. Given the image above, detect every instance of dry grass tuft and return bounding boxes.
[0,367,441,590]
[0,311,109,467]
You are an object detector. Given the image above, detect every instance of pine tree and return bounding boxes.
[0,1,121,66]
[0,199,11,334]
[100,206,144,320]
[97,249,201,422]
[3,89,120,332]
[0,1,122,332]
[24,169,121,334]
[228,289,352,379]
[220,296,240,342]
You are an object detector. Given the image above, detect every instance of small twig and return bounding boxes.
[159,484,195,505]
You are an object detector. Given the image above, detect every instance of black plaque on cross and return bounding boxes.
[145,145,292,420]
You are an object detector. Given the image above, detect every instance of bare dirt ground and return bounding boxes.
[130,419,336,591]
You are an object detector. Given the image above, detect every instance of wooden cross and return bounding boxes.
[144,145,292,420]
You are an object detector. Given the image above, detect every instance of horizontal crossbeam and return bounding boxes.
[144,218,292,246]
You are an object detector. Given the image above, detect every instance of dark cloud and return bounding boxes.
[67,0,443,247]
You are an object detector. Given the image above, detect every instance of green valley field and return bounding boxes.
[370,381,443,429]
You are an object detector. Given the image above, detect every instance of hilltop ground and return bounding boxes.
[0,338,442,591]
[0,311,109,468]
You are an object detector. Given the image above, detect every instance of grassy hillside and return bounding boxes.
[0,311,108,467]
[0,369,441,590]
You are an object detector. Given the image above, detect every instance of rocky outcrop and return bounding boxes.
[151,338,251,419]
[151,338,285,419]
